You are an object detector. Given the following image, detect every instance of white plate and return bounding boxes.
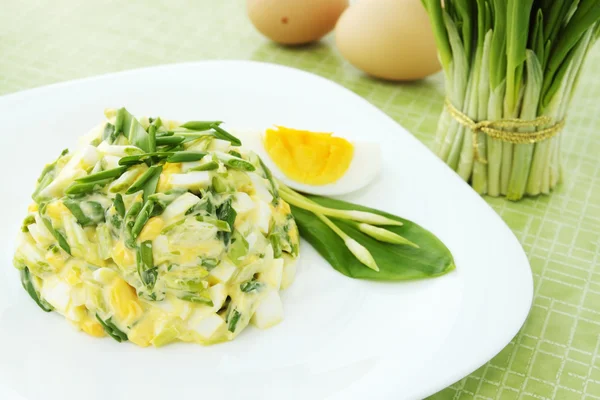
[0,61,532,400]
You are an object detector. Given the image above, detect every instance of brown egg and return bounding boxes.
[247,0,349,45]
[335,0,441,81]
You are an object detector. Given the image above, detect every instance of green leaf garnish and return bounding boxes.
[291,195,455,280]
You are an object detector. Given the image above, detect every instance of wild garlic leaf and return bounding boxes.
[291,195,455,281]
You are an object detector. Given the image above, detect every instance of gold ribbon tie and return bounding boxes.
[445,98,565,163]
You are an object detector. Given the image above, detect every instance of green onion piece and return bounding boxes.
[40,217,71,255]
[166,151,208,163]
[96,314,128,342]
[211,124,242,146]
[113,194,126,217]
[75,166,129,184]
[97,223,113,260]
[141,165,162,202]
[131,201,155,239]
[214,151,255,171]
[185,196,214,216]
[195,215,231,232]
[124,201,143,248]
[118,152,174,166]
[156,135,185,146]
[148,124,157,153]
[178,292,214,306]
[228,231,249,266]
[63,200,106,227]
[136,240,157,289]
[161,219,185,235]
[180,121,223,131]
[21,215,36,233]
[116,107,153,153]
[240,280,263,293]
[189,161,219,171]
[216,198,237,243]
[65,179,112,195]
[212,175,229,193]
[227,309,241,333]
[257,156,279,200]
[20,267,54,312]
[103,122,117,143]
[269,233,282,258]
[126,166,162,195]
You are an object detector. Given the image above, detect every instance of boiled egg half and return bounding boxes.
[236,126,381,196]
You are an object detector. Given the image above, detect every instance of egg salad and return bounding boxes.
[14,108,299,347]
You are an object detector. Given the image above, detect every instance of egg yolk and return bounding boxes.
[263,126,354,185]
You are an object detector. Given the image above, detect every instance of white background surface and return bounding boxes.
[0,61,532,400]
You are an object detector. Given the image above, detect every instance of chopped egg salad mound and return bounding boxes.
[14,108,300,347]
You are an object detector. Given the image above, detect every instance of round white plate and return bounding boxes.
[0,61,532,400]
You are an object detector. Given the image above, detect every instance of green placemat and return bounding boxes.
[2,1,599,399]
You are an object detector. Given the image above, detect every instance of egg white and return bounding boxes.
[234,128,381,196]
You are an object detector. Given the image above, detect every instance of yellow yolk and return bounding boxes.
[263,126,354,185]
[109,278,143,325]
[157,162,182,192]
[79,316,106,338]
[138,217,164,242]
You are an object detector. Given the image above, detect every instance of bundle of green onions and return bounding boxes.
[422,0,600,200]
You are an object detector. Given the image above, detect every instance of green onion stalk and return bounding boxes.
[422,0,600,200]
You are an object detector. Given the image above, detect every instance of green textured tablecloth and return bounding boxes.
[2,1,599,398]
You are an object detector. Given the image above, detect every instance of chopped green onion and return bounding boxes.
[21,215,36,233]
[177,292,214,306]
[118,152,174,166]
[113,193,126,217]
[75,166,128,184]
[20,267,54,312]
[65,179,112,195]
[63,200,106,227]
[125,166,162,195]
[180,121,223,131]
[156,136,185,146]
[195,215,231,232]
[166,151,208,163]
[216,198,237,243]
[40,216,71,255]
[240,280,263,293]
[227,309,241,333]
[96,314,128,342]
[136,240,157,289]
[211,124,242,146]
[131,201,155,239]
[214,151,255,171]
[189,161,219,171]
